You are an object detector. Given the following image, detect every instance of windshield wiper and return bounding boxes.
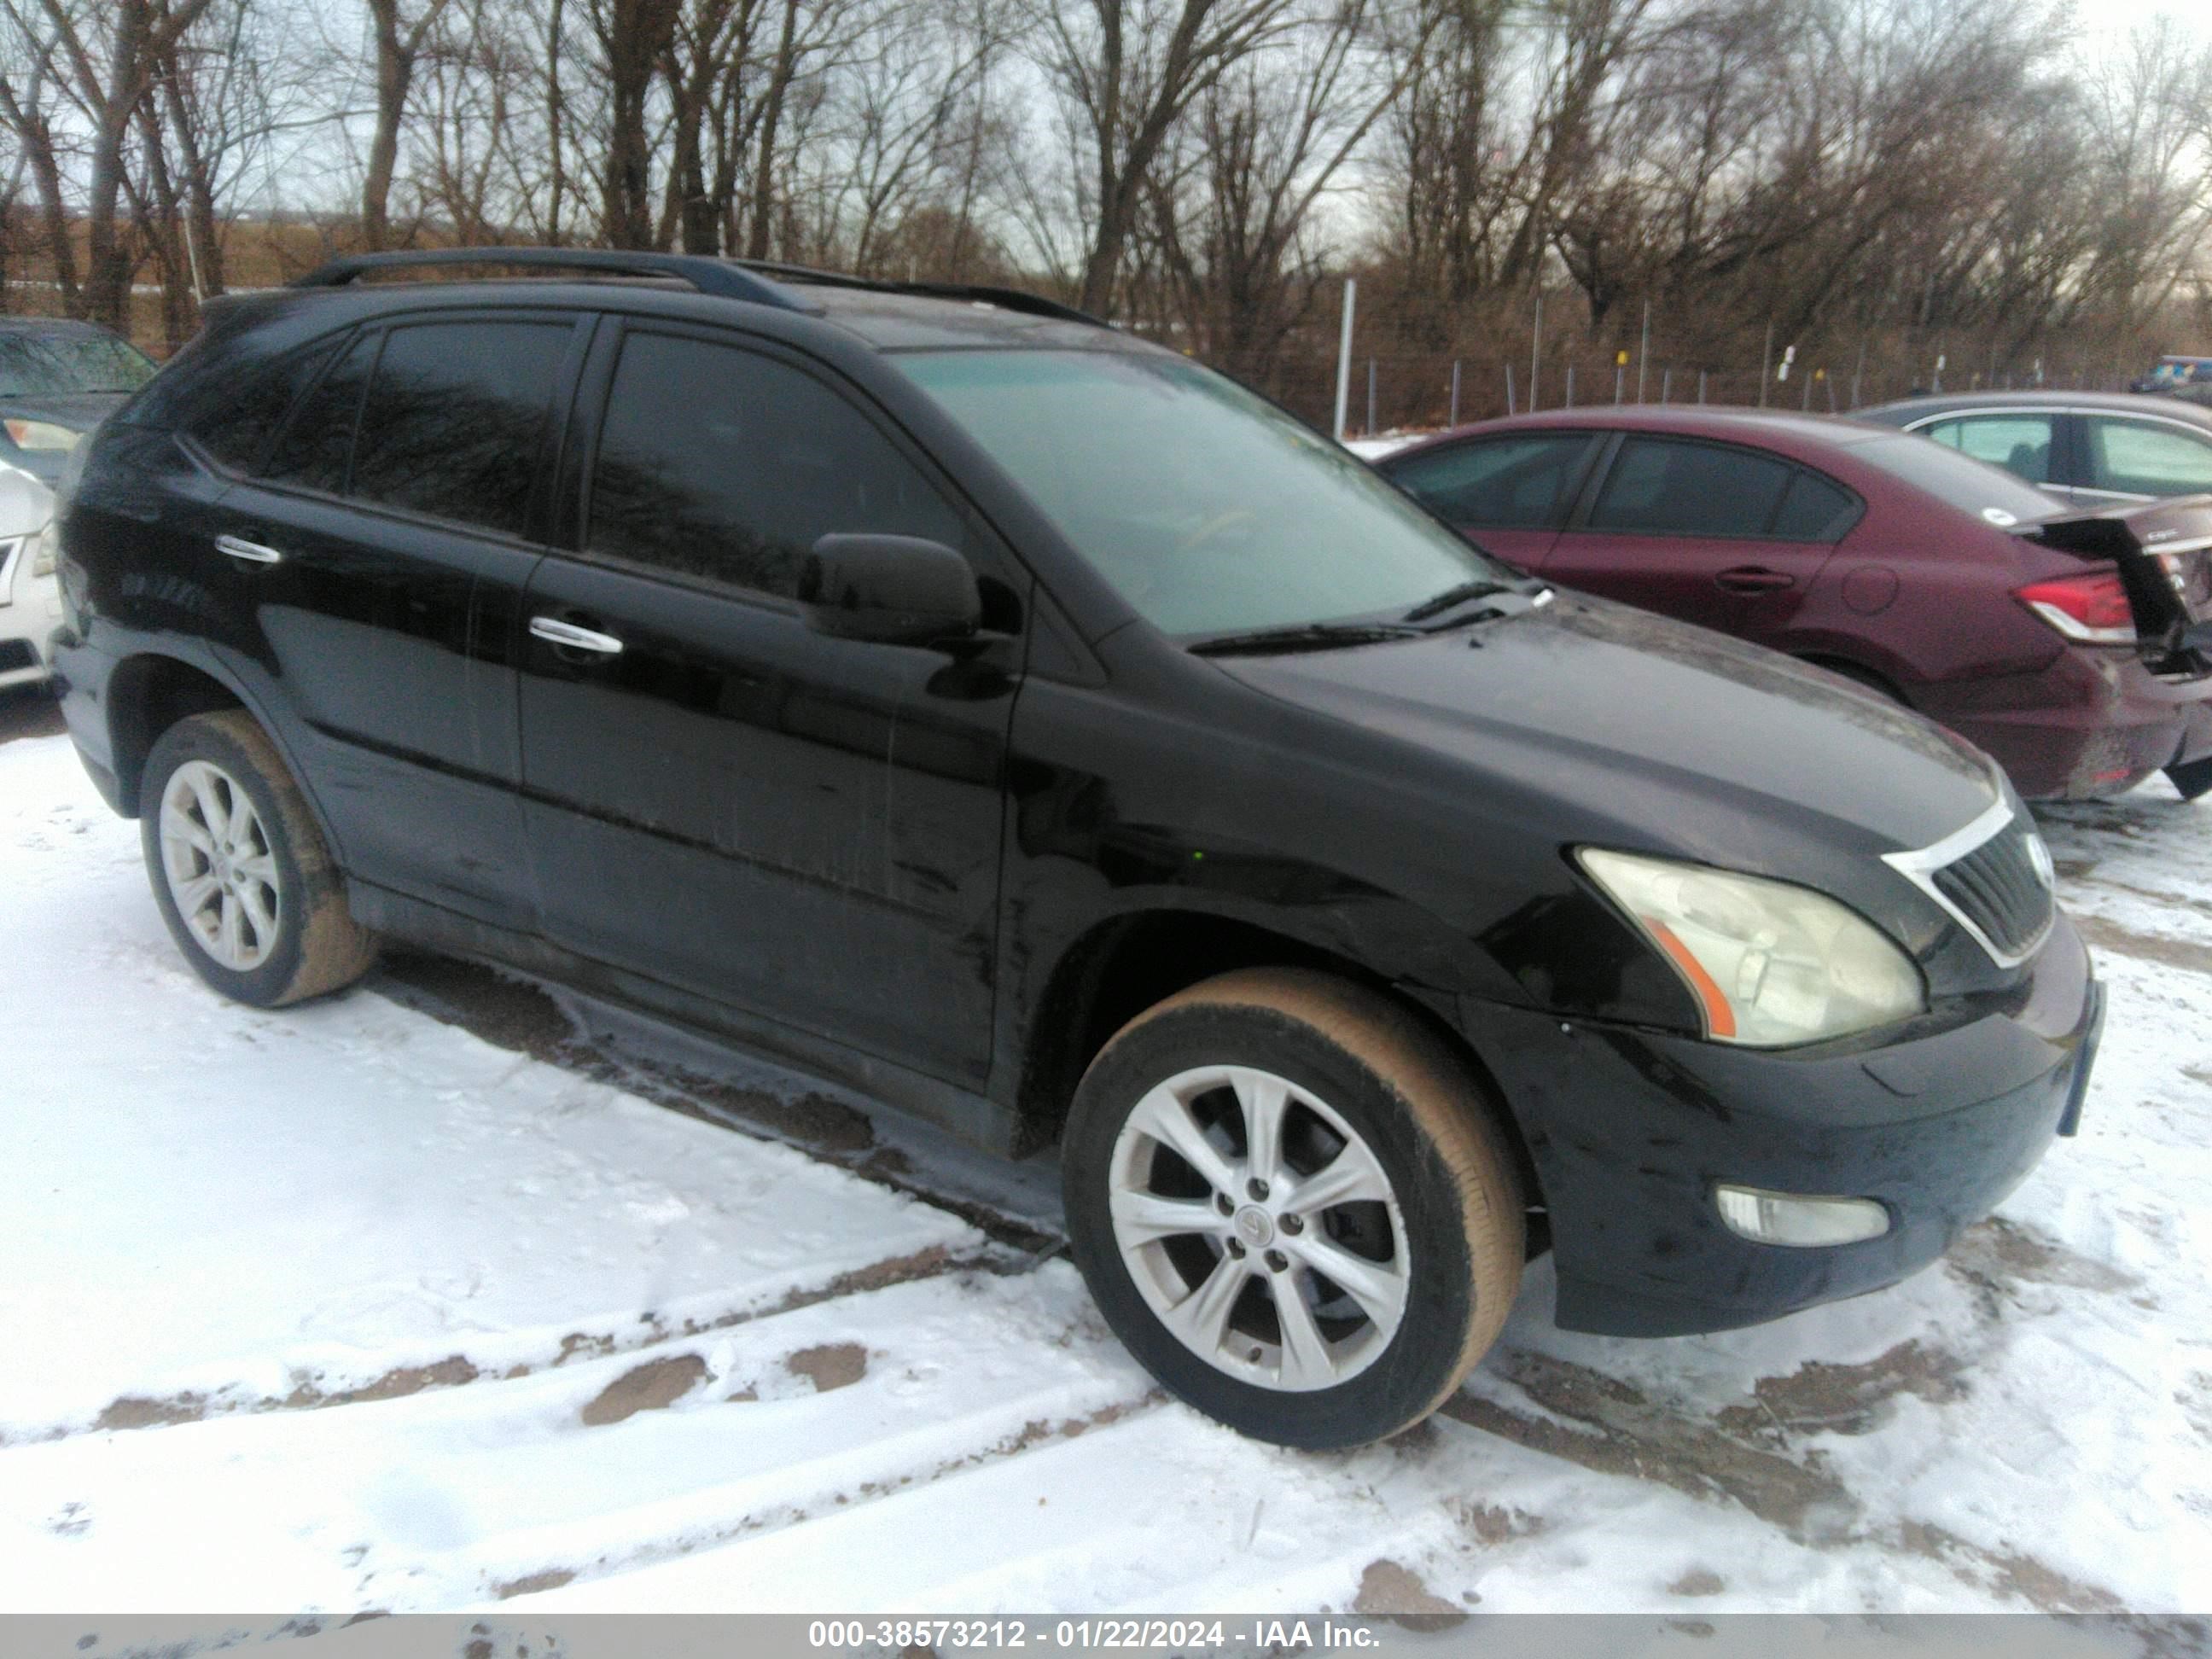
[1401,579,1517,624]
[1189,620,1423,657]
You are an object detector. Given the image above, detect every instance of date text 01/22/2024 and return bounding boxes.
[807,1620,1386,1650]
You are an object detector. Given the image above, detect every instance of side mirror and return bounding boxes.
[799,533,981,645]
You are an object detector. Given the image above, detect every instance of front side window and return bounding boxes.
[349,321,573,537]
[894,348,1509,637]
[1586,437,1795,538]
[1387,434,1598,528]
[588,331,970,599]
[1922,415,2056,485]
[2087,418,2212,498]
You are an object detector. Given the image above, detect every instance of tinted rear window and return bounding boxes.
[349,321,573,537]
[262,331,377,493]
[1846,434,2058,525]
[1588,437,1794,536]
[1770,470,1860,541]
[189,337,343,473]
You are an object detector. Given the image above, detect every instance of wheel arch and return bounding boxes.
[106,651,248,817]
[103,651,335,854]
[1012,905,1545,1222]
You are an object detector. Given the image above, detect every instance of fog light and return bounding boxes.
[1715,1185,1889,1247]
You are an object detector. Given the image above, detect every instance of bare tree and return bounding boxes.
[1026,0,1310,313]
[361,0,455,248]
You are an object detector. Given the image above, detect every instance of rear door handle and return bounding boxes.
[529,614,624,655]
[215,534,284,566]
[1715,565,1796,592]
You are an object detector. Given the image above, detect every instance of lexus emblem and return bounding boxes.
[2024,830,2056,891]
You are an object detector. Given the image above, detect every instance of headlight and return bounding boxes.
[32,520,56,579]
[3,417,80,452]
[1577,848,1924,1047]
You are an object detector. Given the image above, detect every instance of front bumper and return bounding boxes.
[1460,910,2099,1337]
[0,562,61,690]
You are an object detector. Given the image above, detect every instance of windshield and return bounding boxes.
[1845,433,2060,526]
[895,348,1510,637]
[0,331,158,399]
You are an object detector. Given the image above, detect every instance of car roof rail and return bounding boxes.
[290,247,813,311]
[730,259,1109,329]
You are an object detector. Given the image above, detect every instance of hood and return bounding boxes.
[0,392,126,483]
[1218,592,2002,867]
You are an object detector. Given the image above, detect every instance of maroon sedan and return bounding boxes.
[1377,407,2212,800]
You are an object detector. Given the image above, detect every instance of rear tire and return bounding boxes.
[1061,968,1523,1449]
[2167,755,2212,802]
[140,710,378,1007]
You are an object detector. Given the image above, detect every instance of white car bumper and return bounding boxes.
[0,529,61,690]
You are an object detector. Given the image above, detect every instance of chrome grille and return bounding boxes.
[1930,818,2054,960]
[1882,796,2056,968]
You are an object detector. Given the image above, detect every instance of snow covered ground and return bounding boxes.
[2,689,2209,1626]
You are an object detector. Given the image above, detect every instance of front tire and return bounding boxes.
[1062,968,1523,1449]
[140,710,377,1007]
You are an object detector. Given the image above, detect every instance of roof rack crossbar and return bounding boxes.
[730,259,1108,329]
[291,247,808,311]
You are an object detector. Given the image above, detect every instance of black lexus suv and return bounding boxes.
[48,249,2103,1448]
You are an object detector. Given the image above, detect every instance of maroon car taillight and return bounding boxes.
[2017,572,2137,645]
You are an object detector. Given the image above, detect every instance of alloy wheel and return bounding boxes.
[1107,1064,1410,1392]
[159,760,282,972]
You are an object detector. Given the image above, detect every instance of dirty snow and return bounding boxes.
[1,708,2209,1622]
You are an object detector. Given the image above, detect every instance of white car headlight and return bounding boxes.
[1578,847,1924,1047]
[32,519,56,579]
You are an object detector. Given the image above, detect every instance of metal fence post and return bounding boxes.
[1505,364,1517,416]
[1637,300,1650,403]
[1366,358,1377,434]
[1661,366,1673,404]
[1332,277,1356,441]
[1759,322,1773,409]
[1564,365,1575,408]
[1450,359,1461,427]
[1697,370,1708,405]
[1529,296,1545,414]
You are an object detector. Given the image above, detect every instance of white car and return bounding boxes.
[0,461,59,690]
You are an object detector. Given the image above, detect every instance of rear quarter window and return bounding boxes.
[1587,436,1794,537]
[184,337,346,474]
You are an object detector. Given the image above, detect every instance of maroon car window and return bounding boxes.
[1923,415,2056,485]
[1587,437,1793,538]
[1387,434,1598,527]
[1769,470,1860,542]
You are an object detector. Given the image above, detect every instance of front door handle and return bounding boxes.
[529,614,625,655]
[215,534,284,566]
[1715,565,1796,593]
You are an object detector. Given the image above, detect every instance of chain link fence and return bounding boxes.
[1242,345,2146,439]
